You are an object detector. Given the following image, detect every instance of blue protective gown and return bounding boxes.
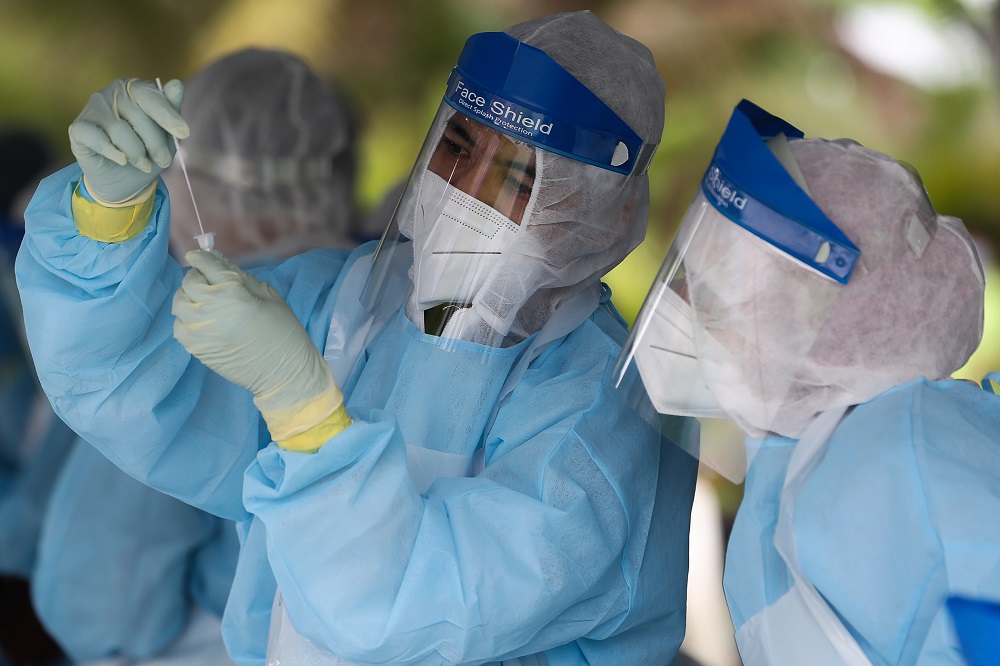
[32,438,239,661]
[16,165,698,665]
[724,377,1000,665]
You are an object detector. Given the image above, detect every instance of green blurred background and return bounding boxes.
[2,2,998,663]
[3,0,997,379]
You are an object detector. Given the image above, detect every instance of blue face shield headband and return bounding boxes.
[443,31,656,176]
[704,99,860,283]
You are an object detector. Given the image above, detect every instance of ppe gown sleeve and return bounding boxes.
[244,314,696,664]
[14,165,345,521]
[793,379,1000,664]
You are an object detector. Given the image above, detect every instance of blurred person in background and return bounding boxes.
[163,48,357,262]
[16,10,700,665]
[617,98,994,664]
[29,47,359,666]
[0,127,74,666]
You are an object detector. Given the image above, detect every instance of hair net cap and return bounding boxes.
[164,48,358,261]
[690,138,984,438]
[792,138,984,390]
[183,48,353,162]
[475,11,666,340]
[505,11,665,145]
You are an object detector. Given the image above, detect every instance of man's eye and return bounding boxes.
[444,138,468,157]
[506,176,532,196]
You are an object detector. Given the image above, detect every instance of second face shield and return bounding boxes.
[615,100,867,478]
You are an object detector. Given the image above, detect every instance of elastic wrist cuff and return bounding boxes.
[257,383,346,441]
[73,180,156,242]
[277,404,353,453]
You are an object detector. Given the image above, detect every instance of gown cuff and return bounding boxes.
[72,179,156,242]
[276,403,353,453]
[247,412,397,499]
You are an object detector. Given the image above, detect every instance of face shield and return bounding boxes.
[615,100,865,481]
[362,31,657,349]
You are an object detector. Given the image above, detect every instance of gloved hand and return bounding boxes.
[69,78,188,204]
[172,250,349,449]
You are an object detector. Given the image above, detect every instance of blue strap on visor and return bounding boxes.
[701,99,861,283]
[444,32,655,176]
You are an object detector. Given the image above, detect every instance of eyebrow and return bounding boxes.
[446,118,536,179]
[493,157,536,180]
[445,120,475,147]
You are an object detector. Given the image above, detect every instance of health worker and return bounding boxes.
[29,47,359,666]
[615,99,996,664]
[16,11,698,665]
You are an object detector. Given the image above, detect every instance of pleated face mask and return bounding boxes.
[408,132,528,312]
[630,282,728,420]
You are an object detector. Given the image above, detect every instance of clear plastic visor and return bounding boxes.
[614,190,847,482]
[613,195,745,481]
[362,101,539,346]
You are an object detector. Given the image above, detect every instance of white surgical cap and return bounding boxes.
[164,48,357,262]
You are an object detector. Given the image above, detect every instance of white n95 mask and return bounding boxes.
[632,285,729,419]
[410,172,520,310]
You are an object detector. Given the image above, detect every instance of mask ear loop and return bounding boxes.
[406,115,491,335]
[401,112,457,333]
[405,171,449,334]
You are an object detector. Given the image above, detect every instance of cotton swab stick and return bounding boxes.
[156,77,214,251]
